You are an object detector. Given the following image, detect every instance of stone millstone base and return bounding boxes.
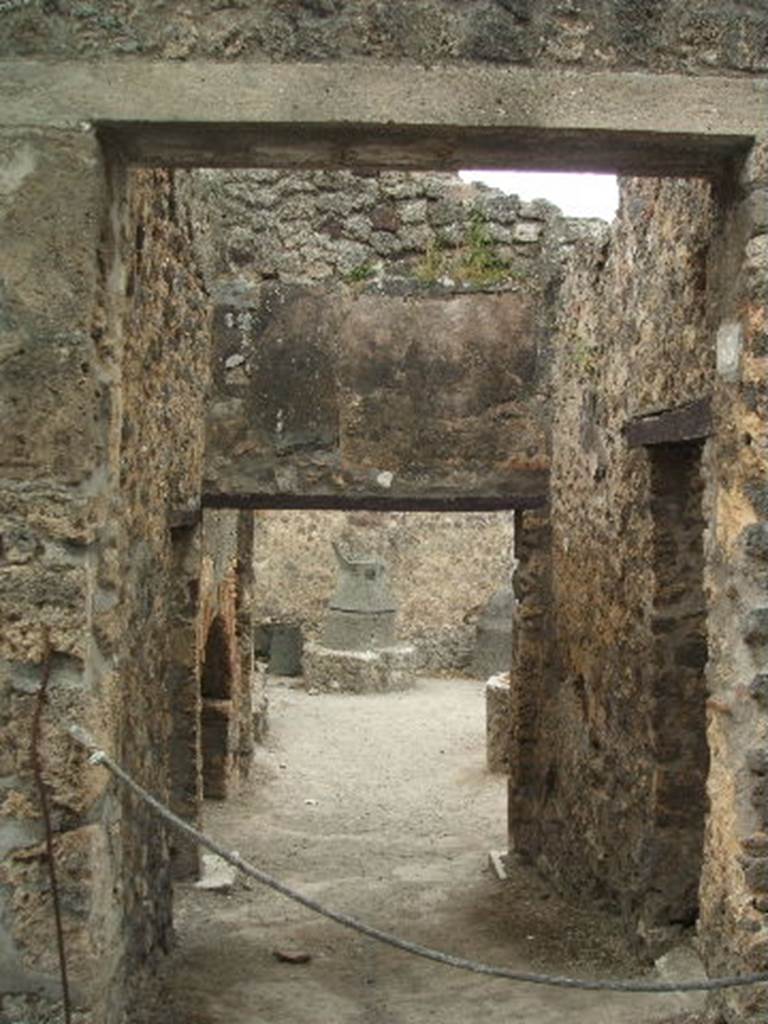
[303,642,416,694]
[486,673,511,773]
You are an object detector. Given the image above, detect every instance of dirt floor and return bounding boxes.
[156,676,711,1024]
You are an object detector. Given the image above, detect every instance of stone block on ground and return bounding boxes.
[303,641,416,693]
[653,944,708,1016]
[195,853,238,893]
[486,672,510,773]
[268,623,304,676]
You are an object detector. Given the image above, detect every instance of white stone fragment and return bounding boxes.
[376,470,394,489]
[716,320,742,380]
[488,849,508,880]
[512,221,543,243]
[195,853,237,893]
[654,945,708,1014]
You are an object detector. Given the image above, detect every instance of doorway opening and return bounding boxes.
[119,158,719,1023]
[644,440,709,945]
[251,508,516,682]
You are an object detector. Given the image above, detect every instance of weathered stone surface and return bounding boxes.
[745,608,768,649]
[742,140,768,190]
[486,673,510,774]
[3,4,768,74]
[200,171,562,504]
[0,825,115,1000]
[743,832,768,855]
[744,524,768,562]
[337,292,545,491]
[750,674,768,705]
[742,857,768,893]
[0,130,108,486]
[302,642,416,694]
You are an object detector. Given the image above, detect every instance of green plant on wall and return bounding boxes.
[415,211,518,287]
[456,212,512,285]
[415,236,449,283]
[345,261,377,283]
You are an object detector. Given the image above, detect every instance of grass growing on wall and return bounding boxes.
[415,212,523,287]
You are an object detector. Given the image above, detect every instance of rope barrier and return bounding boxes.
[70,725,768,995]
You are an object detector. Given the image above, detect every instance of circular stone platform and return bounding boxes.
[303,641,416,693]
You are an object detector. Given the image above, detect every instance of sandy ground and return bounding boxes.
[154,676,710,1024]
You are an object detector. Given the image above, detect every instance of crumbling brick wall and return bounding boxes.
[199,170,593,502]
[168,508,256,881]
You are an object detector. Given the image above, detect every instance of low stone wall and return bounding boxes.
[303,642,416,694]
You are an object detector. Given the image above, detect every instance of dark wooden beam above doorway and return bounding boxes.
[201,492,546,513]
[625,397,713,448]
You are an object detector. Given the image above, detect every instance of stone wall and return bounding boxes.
[252,509,515,672]
[509,177,718,955]
[0,127,118,1023]
[108,173,257,1013]
[508,151,768,1023]
[701,140,768,1024]
[2,1,768,74]
[507,163,768,1022]
[0,154,258,1022]
[194,168,575,289]
[107,167,214,1014]
[199,170,593,503]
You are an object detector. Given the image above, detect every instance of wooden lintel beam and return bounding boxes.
[201,492,546,513]
[625,397,713,448]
